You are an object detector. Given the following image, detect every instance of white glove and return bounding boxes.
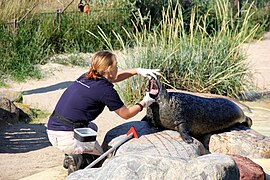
[137,68,161,79]
[143,92,155,107]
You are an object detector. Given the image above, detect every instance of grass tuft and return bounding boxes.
[94,0,260,104]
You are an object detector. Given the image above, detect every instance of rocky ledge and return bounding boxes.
[67,121,267,180]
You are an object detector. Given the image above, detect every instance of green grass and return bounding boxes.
[0,0,268,104]
[0,0,132,85]
[14,101,50,124]
[96,0,260,104]
[0,21,47,82]
[28,108,50,124]
[50,53,89,67]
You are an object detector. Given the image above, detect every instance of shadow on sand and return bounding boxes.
[0,122,51,153]
[23,81,73,95]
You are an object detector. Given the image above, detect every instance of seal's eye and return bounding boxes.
[149,78,159,99]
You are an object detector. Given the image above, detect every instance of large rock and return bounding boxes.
[202,125,270,158]
[111,130,206,159]
[13,102,32,123]
[67,121,241,179]
[101,121,159,151]
[230,154,266,180]
[67,154,240,180]
[0,88,22,102]
[103,121,206,158]
[0,97,20,125]
[67,121,268,179]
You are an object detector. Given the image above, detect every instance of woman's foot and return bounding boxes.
[63,154,77,175]
[63,153,100,175]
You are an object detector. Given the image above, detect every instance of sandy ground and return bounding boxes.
[244,32,270,91]
[0,32,270,180]
[0,62,146,180]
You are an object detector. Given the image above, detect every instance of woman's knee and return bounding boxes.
[47,130,75,153]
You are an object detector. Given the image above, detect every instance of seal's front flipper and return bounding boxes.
[178,124,193,143]
[245,116,252,127]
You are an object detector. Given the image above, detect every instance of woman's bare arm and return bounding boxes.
[112,69,137,83]
[114,100,146,120]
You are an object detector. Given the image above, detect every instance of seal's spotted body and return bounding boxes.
[146,79,252,143]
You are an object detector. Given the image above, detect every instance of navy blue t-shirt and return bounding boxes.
[47,74,124,131]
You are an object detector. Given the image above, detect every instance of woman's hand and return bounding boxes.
[136,68,161,79]
[142,92,155,107]
[114,92,155,120]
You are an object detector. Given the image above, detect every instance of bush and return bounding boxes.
[110,0,259,104]
[0,0,268,101]
[0,0,133,84]
[242,1,270,39]
[0,20,50,81]
[131,0,269,38]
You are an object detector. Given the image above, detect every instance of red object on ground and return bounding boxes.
[85,126,139,169]
[127,126,139,139]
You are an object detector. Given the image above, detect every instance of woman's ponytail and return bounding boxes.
[85,51,117,80]
[85,67,100,80]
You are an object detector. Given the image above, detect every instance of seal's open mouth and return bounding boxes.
[149,78,159,99]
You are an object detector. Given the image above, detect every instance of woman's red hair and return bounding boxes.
[85,51,117,80]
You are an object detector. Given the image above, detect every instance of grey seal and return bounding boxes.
[146,78,252,143]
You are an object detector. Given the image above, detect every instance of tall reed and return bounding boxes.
[107,0,259,103]
[0,0,132,84]
[0,0,80,22]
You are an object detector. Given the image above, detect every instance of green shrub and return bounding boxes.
[109,0,259,104]
[131,0,269,38]
[242,1,270,39]
[0,0,133,84]
[0,19,50,81]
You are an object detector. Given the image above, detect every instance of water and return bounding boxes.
[243,98,270,137]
